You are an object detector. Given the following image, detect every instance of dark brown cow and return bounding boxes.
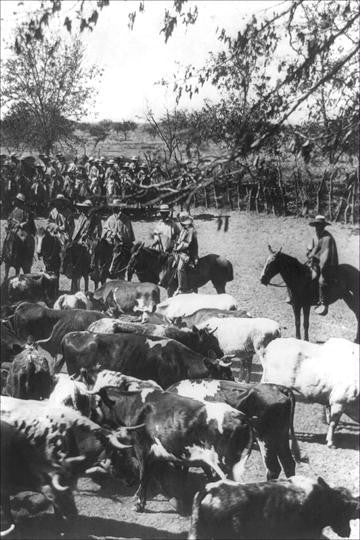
[188,476,360,539]
[93,280,160,317]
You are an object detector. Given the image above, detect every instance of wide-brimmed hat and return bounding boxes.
[179,211,193,225]
[109,198,126,208]
[76,199,92,208]
[108,159,115,165]
[159,204,170,214]
[100,156,106,162]
[15,193,26,203]
[51,194,70,205]
[309,215,331,227]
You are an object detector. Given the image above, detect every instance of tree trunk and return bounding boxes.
[316,171,327,215]
[334,197,344,222]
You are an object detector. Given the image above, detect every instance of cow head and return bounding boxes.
[316,477,360,538]
[204,353,234,381]
[192,325,223,358]
[7,348,52,400]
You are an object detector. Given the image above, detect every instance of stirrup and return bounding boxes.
[314,303,328,316]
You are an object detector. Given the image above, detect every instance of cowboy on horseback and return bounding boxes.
[72,199,102,250]
[173,211,198,295]
[48,194,74,246]
[103,199,135,278]
[1,193,36,276]
[151,204,180,253]
[306,215,338,316]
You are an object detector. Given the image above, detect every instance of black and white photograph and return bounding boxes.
[0,1,359,538]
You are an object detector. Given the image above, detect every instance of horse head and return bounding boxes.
[260,244,283,285]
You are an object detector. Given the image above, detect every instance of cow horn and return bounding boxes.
[120,422,146,431]
[64,455,86,465]
[0,523,16,537]
[208,327,217,335]
[219,359,232,368]
[108,433,133,450]
[51,473,69,492]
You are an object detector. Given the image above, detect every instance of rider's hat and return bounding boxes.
[76,199,92,208]
[159,204,170,214]
[179,211,193,225]
[309,215,331,227]
[100,156,106,162]
[108,159,115,165]
[51,194,70,205]
[15,193,26,203]
[109,198,126,208]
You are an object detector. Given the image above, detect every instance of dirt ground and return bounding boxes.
[1,210,359,539]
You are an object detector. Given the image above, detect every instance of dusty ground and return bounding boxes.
[1,210,359,539]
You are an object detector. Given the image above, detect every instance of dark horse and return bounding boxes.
[1,230,35,280]
[61,241,91,293]
[35,227,62,291]
[89,238,113,288]
[126,242,234,297]
[260,245,359,343]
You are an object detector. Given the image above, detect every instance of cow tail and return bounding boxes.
[286,388,307,464]
[188,490,204,540]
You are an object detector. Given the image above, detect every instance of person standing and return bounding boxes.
[72,200,102,248]
[48,194,74,245]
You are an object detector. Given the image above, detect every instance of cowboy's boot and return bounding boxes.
[175,266,187,295]
[315,282,328,316]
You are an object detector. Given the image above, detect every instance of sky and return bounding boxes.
[1,0,287,122]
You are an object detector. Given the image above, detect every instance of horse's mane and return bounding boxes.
[279,251,306,271]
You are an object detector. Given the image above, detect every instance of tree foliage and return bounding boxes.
[112,120,137,140]
[2,22,101,153]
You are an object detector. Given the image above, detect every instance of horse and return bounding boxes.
[260,245,359,343]
[35,227,62,292]
[60,241,91,293]
[89,238,113,288]
[126,242,234,297]
[108,241,133,280]
[1,229,34,281]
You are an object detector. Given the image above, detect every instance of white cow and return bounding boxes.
[197,317,281,382]
[156,293,238,321]
[262,337,359,448]
[53,292,92,310]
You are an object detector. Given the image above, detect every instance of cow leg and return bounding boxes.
[276,436,296,478]
[52,490,78,533]
[257,438,281,480]
[84,274,89,292]
[303,304,310,341]
[212,281,225,294]
[0,493,15,537]
[4,263,10,281]
[134,451,153,512]
[293,304,301,340]
[326,404,343,448]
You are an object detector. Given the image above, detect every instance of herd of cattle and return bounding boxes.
[0,273,359,539]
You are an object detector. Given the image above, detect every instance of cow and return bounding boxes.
[0,396,136,536]
[168,379,302,480]
[171,308,252,329]
[53,291,93,310]
[12,302,106,356]
[93,280,160,318]
[60,331,234,388]
[188,476,360,540]
[48,372,95,417]
[0,317,24,363]
[88,374,253,512]
[4,272,59,306]
[155,293,238,320]
[197,317,281,382]
[87,318,223,357]
[3,341,53,400]
[262,337,359,448]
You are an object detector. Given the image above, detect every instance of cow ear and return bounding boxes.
[268,244,274,254]
[191,325,199,335]
[317,477,329,489]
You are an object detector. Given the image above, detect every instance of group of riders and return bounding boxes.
[0,152,197,216]
[2,192,199,296]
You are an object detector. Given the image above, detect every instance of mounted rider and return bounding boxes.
[72,199,102,250]
[151,204,180,252]
[102,199,135,247]
[102,199,135,277]
[307,215,338,316]
[47,194,74,246]
[3,193,36,273]
[173,211,198,295]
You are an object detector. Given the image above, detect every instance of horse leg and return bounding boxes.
[4,263,10,281]
[292,304,301,340]
[342,290,359,343]
[303,304,311,341]
[212,281,225,294]
[84,274,89,293]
